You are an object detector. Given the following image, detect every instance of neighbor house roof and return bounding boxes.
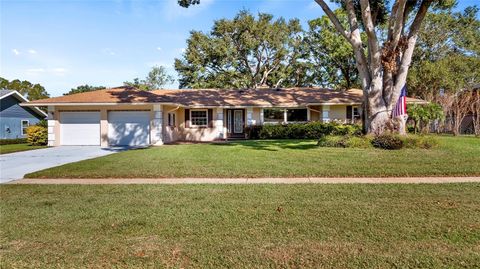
[1,90,48,117]
[24,87,427,107]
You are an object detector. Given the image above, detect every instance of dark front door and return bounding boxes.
[226,109,245,138]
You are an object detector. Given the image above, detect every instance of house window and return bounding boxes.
[168,112,176,127]
[190,109,208,127]
[353,107,360,120]
[264,108,284,123]
[347,106,361,123]
[264,108,308,123]
[21,120,29,135]
[287,109,308,122]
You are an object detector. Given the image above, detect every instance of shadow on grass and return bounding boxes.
[213,139,318,151]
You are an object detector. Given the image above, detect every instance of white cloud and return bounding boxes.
[25,67,67,76]
[102,48,116,56]
[12,49,20,55]
[52,68,67,75]
[28,49,37,54]
[156,47,162,51]
[26,68,45,72]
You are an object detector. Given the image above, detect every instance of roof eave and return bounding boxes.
[2,91,47,118]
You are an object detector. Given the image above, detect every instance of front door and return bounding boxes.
[227,109,245,137]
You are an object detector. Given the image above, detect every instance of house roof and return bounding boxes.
[24,86,427,107]
[1,90,48,117]
[0,89,14,98]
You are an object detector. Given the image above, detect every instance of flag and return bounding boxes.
[392,85,407,118]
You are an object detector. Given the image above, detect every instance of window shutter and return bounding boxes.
[208,109,213,128]
[346,106,352,122]
[185,109,190,128]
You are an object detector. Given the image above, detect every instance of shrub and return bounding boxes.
[0,138,28,145]
[346,136,373,148]
[318,134,438,150]
[245,122,362,140]
[317,135,372,148]
[402,135,439,149]
[26,125,48,146]
[371,134,404,150]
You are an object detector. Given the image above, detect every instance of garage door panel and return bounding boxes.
[60,112,100,146]
[108,111,150,146]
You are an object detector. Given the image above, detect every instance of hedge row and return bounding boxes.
[0,138,28,145]
[245,122,362,139]
[318,134,439,150]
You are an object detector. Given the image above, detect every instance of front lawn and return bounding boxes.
[0,143,46,155]
[0,184,479,268]
[26,136,480,178]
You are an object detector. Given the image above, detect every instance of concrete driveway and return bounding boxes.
[0,146,121,183]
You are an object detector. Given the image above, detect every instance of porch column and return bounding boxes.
[260,109,264,124]
[151,104,163,145]
[47,106,55,146]
[322,105,330,123]
[283,108,288,124]
[216,108,225,139]
[246,107,254,126]
[307,107,311,121]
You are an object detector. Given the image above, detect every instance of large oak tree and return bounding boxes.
[175,11,306,89]
[178,0,455,134]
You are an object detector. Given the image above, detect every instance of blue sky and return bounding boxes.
[1,0,477,97]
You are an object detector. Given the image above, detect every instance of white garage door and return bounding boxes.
[108,111,150,146]
[60,112,101,145]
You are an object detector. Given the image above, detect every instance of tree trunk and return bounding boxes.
[314,0,431,135]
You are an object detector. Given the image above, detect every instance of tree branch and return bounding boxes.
[391,0,432,107]
[387,0,408,50]
[359,0,381,69]
[344,0,370,89]
[314,0,351,41]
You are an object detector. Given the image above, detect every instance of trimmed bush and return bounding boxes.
[26,125,48,146]
[371,134,404,150]
[318,134,439,150]
[246,122,362,140]
[317,135,372,148]
[0,138,28,145]
[403,135,439,149]
[346,136,373,148]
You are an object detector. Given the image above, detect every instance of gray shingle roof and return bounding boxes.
[0,89,13,98]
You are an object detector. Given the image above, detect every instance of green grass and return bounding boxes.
[26,136,480,178]
[0,184,479,268]
[0,143,46,155]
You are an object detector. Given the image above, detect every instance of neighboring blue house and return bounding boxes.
[0,90,47,139]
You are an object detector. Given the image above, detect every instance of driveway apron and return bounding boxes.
[0,146,120,183]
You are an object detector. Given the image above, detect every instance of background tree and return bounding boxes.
[407,6,479,134]
[305,9,360,89]
[0,77,49,100]
[64,84,106,96]
[470,89,480,136]
[407,103,444,133]
[124,65,174,91]
[175,11,307,89]
[408,6,480,101]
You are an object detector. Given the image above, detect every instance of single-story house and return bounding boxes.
[23,87,426,147]
[1,90,47,139]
